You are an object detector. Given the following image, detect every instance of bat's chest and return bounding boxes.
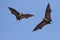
[43,18,49,22]
[18,14,24,18]
[43,18,51,24]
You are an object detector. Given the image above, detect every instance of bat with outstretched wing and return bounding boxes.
[33,3,52,32]
[8,7,34,20]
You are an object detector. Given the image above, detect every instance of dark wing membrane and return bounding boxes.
[33,20,48,32]
[23,14,34,18]
[45,3,52,21]
[8,7,20,18]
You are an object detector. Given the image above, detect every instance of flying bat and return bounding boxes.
[8,7,34,20]
[33,3,52,32]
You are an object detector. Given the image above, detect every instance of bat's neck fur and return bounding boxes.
[20,13,21,16]
[19,13,22,17]
[43,18,49,22]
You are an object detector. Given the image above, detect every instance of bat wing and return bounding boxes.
[45,3,52,21]
[8,7,34,20]
[33,20,49,32]
[8,7,20,20]
[33,3,52,32]
[22,14,34,18]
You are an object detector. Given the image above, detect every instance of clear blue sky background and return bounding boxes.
[0,0,60,40]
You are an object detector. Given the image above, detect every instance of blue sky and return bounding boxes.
[0,0,60,40]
